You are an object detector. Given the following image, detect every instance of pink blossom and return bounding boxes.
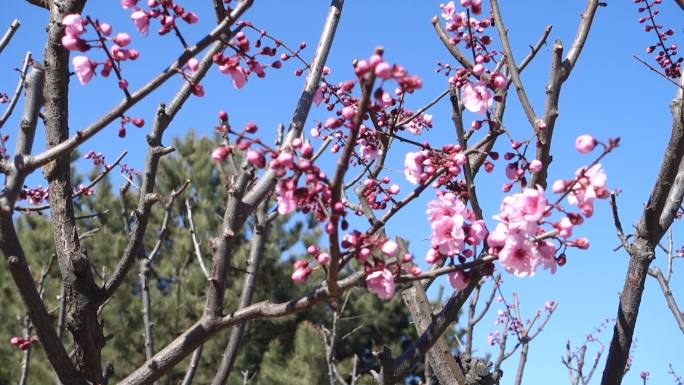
[276,182,297,215]
[491,73,508,89]
[428,193,467,255]
[360,142,380,161]
[72,56,96,85]
[575,134,597,153]
[313,85,325,105]
[61,35,87,51]
[461,81,493,114]
[187,58,199,73]
[496,187,548,229]
[131,11,150,35]
[113,33,132,47]
[291,260,311,283]
[440,1,456,20]
[403,150,425,185]
[468,220,487,245]
[567,164,608,217]
[529,159,542,172]
[211,146,231,161]
[448,270,469,290]
[317,252,331,265]
[366,269,396,300]
[425,248,442,264]
[537,240,557,273]
[183,12,200,24]
[487,223,508,248]
[375,62,393,79]
[381,240,399,257]
[498,234,539,277]
[99,23,112,36]
[556,217,574,238]
[121,0,138,8]
[552,179,567,193]
[221,66,248,89]
[62,14,85,37]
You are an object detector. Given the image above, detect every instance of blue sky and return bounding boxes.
[1,1,683,384]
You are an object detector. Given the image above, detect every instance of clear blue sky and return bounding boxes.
[1,1,682,384]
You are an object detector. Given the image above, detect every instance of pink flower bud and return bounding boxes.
[113,33,132,47]
[374,62,393,79]
[381,240,399,257]
[187,57,199,72]
[211,146,232,161]
[99,22,112,36]
[529,159,542,172]
[246,150,265,168]
[575,134,597,153]
[317,252,331,265]
[552,179,567,193]
[245,122,258,133]
[491,73,507,89]
[218,110,229,122]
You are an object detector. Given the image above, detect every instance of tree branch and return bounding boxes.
[24,1,253,172]
[0,19,21,55]
[648,267,684,334]
[211,202,269,385]
[490,0,539,128]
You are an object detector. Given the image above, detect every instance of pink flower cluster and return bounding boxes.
[487,187,558,277]
[404,144,467,186]
[553,163,609,218]
[426,192,486,258]
[121,0,199,37]
[61,14,140,86]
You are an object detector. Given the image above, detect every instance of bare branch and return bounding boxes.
[648,267,684,334]
[490,0,539,128]
[185,198,211,278]
[120,270,365,385]
[16,151,129,212]
[0,19,21,54]
[0,52,31,131]
[25,1,254,172]
[181,346,204,385]
[211,202,269,385]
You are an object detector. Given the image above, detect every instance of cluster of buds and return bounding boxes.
[311,52,423,164]
[19,186,49,205]
[500,141,543,192]
[117,115,145,138]
[61,14,140,87]
[73,184,95,197]
[359,177,401,211]
[403,144,467,187]
[10,336,38,351]
[212,22,297,89]
[121,0,199,36]
[441,1,495,54]
[487,293,557,346]
[635,0,682,78]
